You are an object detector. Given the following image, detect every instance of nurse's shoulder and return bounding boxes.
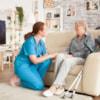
[24,36,35,45]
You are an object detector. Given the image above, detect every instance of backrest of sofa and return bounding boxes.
[46,32,75,52]
[46,30,100,53]
[89,30,100,38]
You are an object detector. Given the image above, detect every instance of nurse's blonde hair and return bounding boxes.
[75,20,88,32]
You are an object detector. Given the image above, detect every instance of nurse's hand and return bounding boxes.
[29,53,57,64]
[49,53,58,59]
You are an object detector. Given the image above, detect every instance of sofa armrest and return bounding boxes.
[45,60,55,86]
[83,53,100,96]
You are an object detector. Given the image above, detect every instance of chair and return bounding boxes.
[0,52,4,71]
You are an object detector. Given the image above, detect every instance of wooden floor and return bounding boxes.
[94,97,100,100]
[0,67,100,100]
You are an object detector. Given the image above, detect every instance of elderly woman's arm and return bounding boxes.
[84,34,95,53]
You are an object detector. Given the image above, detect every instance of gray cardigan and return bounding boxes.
[66,33,95,59]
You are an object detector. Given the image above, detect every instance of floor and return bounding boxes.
[94,97,100,100]
[0,67,100,100]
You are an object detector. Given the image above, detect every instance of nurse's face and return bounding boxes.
[39,25,47,37]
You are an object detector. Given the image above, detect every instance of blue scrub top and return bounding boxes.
[15,36,47,65]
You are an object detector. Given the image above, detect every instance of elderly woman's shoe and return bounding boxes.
[54,86,65,96]
[42,84,58,97]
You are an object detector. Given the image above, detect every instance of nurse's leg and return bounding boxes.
[37,59,52,79]
[16,64,44,90]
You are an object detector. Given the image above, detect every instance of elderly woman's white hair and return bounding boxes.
[75,20,88,32]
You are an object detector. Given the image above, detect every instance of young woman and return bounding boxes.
[43,20,95,96]
[12,22,57,90]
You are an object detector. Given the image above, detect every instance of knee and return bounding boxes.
[33,81,44,90]
[62,59,74,68]
[44,59,52,66]
[63,59,71,64]
[57,53,65,59]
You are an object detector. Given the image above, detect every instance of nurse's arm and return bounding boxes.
[29,53,57,64]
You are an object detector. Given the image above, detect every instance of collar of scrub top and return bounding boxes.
[33,36,44,56]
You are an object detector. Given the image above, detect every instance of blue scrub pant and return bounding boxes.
[14,59,52,90]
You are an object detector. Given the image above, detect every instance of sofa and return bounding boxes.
[44,30,100,96]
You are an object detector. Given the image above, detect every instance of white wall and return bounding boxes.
[0,0,15,10]
[0,0,45,47]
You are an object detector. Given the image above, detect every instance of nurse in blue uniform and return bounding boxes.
[14,22,57,90]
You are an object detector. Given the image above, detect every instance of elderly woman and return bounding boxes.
[43,20,95,97]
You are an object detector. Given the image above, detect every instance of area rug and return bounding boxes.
[0,83,93,100]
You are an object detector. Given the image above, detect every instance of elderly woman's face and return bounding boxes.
[75,26,86,37]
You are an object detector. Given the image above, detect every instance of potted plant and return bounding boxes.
[16,7,24,48]
[16,7,24,30]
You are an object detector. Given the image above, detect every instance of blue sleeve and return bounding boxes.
[23,38,36,56]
